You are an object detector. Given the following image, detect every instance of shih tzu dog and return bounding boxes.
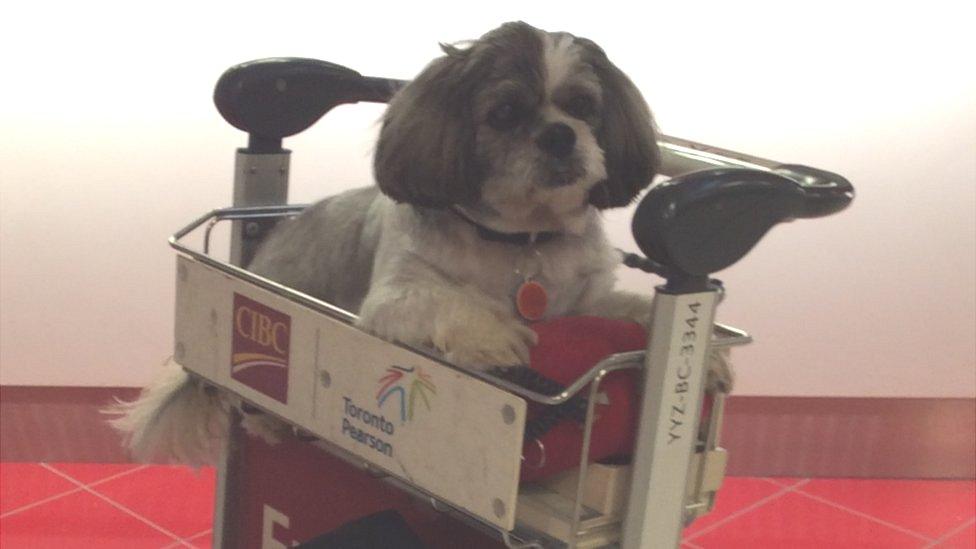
[112,21,687,463]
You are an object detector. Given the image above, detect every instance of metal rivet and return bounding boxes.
[319,370,331,388]
[279,166,288,175]
[275,78,287,92]
[244,222,261,237]
[492,498,506,518]
[501,404,516,425]
[248,166,257,174]
[175,342,185,360]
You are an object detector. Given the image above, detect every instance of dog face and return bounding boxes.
[374,21,659,228]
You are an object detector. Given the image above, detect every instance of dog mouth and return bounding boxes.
[540,159,587,188]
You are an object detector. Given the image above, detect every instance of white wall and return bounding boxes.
[2,1,974,397]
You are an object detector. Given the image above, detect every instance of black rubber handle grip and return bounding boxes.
[631,167,854,280]
[772,164,855,218]
[213,57,406,142]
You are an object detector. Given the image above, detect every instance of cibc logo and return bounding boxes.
[231,293,290,404]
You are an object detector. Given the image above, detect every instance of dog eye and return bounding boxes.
[487,102,523,130]
[564,95,597,119]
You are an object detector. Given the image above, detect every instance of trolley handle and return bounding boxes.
[213,57,406,152]
[772,164,855,218]
[631,167,854,291]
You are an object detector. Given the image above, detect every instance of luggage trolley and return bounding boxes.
[169,58,854,548]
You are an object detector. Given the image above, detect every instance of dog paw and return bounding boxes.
[239,405,288,445]
[630,308,653,330]
[705,348,734,394]
[435,314,538,370]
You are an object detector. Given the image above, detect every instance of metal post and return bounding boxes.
[622,287,719,549]
[229,148,290,266]
[214,144,291,548]
[212,408,244,548]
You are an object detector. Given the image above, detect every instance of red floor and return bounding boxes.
[0,463,973,548]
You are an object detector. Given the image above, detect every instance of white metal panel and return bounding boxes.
[174,258,227,381]
[314,323,527,530]
[173,255,527,531]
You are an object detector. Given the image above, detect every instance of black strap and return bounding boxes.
[452,208,559,245]
[489,367,589,440]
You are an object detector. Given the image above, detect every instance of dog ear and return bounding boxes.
[373,46,485,209]
[580,41,660,209]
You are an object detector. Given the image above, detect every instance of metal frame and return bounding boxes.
[175,125,790,549]
[172,207,751,402]
[171,204,751,549]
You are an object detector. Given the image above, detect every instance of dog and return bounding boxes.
[111,21,727,464]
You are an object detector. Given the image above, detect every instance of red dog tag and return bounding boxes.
[516,280,548,321]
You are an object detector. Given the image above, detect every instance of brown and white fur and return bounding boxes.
[111,22,727,464]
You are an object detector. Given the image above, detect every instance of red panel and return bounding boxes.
[229,435,506,548]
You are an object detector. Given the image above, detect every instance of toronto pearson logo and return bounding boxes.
[376,366,436,424]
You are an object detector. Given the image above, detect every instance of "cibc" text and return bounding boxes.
[235,305,288,354]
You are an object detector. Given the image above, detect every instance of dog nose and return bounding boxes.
[536,123,576,158]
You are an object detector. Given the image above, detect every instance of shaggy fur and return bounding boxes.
[108,359,228,465]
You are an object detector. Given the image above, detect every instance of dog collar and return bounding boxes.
[451,207,559,246]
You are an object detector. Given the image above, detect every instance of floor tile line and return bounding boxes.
[160,540,196,549]
[0,485,86,519]
[683,481,803,542]
[921,516,976,548]
[46,463,151,490]
[38,463,190,546]
[162,527,213,549]
[176,527,214,549]
[789,486,936,543]
[183,527,213,540]
[760,477,809,489]
[0,464,152,520]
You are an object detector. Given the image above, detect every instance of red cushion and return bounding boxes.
[519,316,646,482]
